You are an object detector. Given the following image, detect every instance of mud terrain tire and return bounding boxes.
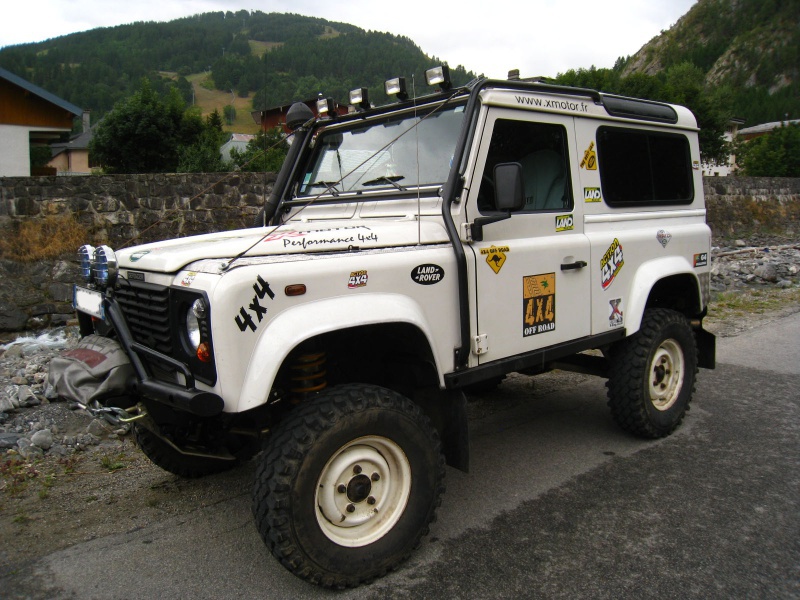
[252,383,445,588]
[606,308,698,438]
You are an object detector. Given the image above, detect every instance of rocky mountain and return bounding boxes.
[620,0,799,124]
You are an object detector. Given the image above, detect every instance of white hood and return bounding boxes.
[116,220,451,272]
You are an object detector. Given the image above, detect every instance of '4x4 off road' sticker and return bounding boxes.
[480,246,509,274]
[523,273,555,336]
[601,238,624,290]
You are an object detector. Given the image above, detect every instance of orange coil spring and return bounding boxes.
[289,352,328,395]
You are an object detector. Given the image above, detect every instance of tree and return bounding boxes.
[229,128,288,172]
[177,110,229,173]
[736,123,800,177]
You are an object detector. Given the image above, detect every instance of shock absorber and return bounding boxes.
[289,351,327,401]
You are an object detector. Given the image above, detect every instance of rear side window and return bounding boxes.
[597,127,693,206]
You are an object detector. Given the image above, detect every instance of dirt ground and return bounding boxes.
[1,292,799,574]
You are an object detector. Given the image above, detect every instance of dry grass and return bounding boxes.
[0,215,87,261]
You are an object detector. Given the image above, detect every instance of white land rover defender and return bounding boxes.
[52,66,716,588]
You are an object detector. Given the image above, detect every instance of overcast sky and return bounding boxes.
[1,0,697,79]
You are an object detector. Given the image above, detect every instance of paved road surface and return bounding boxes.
[4,314,799,599]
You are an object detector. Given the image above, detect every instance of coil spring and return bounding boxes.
[289,351,327,399]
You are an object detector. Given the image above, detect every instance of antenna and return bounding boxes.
[414,74,421,246]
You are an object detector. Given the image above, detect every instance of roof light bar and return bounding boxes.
[425,65,451,90]
[384,77,408,101]
[349,87,370,111]
[316,97,335,118]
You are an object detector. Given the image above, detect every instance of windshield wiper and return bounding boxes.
[307,181,340,196]
[361,175,407,191]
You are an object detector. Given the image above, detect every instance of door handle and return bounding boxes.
[560,260,587,271]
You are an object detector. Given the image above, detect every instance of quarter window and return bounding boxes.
[597,127,693,206]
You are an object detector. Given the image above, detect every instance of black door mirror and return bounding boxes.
[494,162,525,211]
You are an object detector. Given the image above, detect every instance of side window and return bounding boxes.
[597,127,693,206]
[478,120,572,213]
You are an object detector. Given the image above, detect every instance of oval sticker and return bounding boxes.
[411,264,445,285]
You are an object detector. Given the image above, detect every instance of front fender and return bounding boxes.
[236,293,440,412]
[626,256,701,333]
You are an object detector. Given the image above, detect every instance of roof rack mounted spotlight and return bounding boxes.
[349,87,370,111]
[385,77,408,101]
[425,65,451,91]
[316,96,336,119]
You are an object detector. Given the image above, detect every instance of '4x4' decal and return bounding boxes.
[235,275,275,332]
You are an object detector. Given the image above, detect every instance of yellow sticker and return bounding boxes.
[480,245,510,274]
[580,141,597,170]
[523,273,555,336]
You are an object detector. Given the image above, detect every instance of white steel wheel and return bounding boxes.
[648,339,685,411]
[315,436,412,547]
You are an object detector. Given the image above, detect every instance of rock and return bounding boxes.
[17,438,44,459]
[734,239,747,247]
[0,395,14,413]
[754,264,778,282]
[18,385,39,407]
[0,432,22,449]
[11,376,28,385]
[31,429,54,450]
[2,344,24,359]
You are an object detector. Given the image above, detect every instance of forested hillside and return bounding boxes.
[619,0,799,125]
[0,11,473,127]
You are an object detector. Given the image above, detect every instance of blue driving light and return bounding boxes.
[92,245,118,289]
[77,244,95,284]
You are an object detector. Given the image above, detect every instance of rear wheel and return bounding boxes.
[606,308,698,438]
[252,383,445,588]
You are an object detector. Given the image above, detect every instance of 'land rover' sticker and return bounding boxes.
[657,230,672,248]
[601,238,624,290]
[523,273,555,336]
[555,214,574,232]
[130,250,150,262]
[411,264,445,285]
[584,187,602,202]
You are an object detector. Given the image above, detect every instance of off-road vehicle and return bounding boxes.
[52,66,715,587]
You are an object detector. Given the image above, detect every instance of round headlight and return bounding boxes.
[77,244,95,284]
[191,298,207,319]
[186,309,201,351]
[92,245,118,289]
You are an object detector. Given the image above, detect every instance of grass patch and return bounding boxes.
[0,214,87,261]
[99,452,127,472]
[709,287,800,318]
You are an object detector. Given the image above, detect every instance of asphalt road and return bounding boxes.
[4,313,799,599]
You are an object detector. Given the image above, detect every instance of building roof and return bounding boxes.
[0,66,83,117]
[50,128,94,157]
[739,119,800,136]
[226,133,256,144]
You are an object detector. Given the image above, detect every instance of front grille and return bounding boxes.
[115,281,172,355]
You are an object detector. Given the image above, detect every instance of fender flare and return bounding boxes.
[625,256,702,333]
[236,293,441,412]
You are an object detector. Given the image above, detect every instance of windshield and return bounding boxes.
[298,103,466,196]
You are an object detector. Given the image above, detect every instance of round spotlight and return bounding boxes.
[92,245,118,289]
[77,245,95,284]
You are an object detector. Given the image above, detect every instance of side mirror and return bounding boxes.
[494,162,525,211]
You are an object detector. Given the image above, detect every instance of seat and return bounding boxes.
[519,150,566,210]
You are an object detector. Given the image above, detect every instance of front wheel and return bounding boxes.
[606,308,698,438]
[252,384,445,588]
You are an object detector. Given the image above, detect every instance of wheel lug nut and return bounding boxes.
[367,496,376,505]
[346,504,355,513]
[337,484,346,494]
[371,472,380,481]
[353,465,362,474]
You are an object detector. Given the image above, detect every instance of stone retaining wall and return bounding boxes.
[0,173,798,333]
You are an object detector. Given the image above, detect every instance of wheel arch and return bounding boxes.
[626,257,704,334]
[237,293,443,412]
